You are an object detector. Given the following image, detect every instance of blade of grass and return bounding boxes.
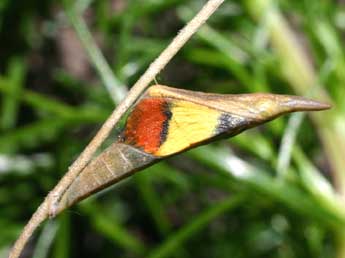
[276,112,305,178]
[80,201,147,255]
[0,57,26,130]
[64,0,127,104]
[231,130,275,162]
[178,6,253,89]
[188,146,345,230]
[53,214,70,258]
[0,114,104,154]
[134,170,191,258]
[112,7,136,83]
[293,147,339,210]
[134,172,172,237]
[0,80,108,122]
[147,194,245,258]
[74,0,94,14]
[32,221,59,258]
[276,73,329,179]
[0,119,65,153]
[111,0,185,23]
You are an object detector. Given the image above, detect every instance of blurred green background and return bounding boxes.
[1,0,345,257]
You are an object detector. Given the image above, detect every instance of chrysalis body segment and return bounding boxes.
[57,143,156,212]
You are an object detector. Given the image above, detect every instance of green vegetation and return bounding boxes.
[1,0,344,257]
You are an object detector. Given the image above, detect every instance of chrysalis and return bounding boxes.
[56,85,330,213]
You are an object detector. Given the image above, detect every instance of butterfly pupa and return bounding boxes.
[56,85,330,213]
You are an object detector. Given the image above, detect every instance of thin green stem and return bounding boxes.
[64,1,127,104]
[188,146,345,230]
[74,0,94,14]
[32,221,59,258]
[0,57,26,130]
[148,194,244,258]
[80,202,147,255]
[276,112,305,178]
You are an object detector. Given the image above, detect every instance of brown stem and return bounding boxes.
[8,203,48,258]
[8,1,225,258]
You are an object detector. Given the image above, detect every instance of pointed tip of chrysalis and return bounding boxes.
[215,93,332,124]
[279,96,331,112]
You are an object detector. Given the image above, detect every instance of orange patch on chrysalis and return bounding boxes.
[123,98,170,154]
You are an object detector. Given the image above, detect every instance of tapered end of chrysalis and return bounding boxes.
[277,96,331,112]
[254,94,331,121]
[214,93,331,125]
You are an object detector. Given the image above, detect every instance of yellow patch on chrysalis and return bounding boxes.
[156,100,221,156]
